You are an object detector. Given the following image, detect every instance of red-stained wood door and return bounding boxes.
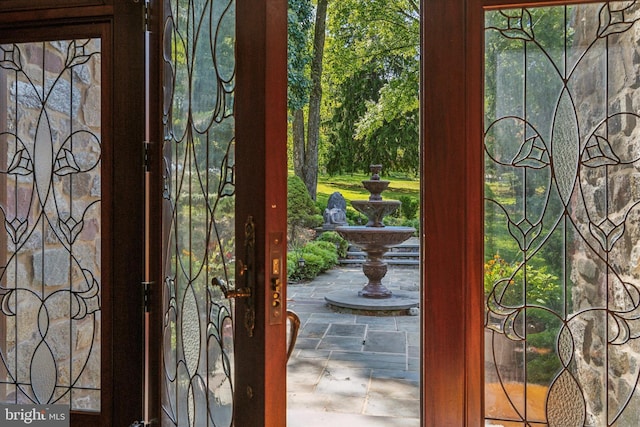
[424,1,640,426]
[146,0,289,426]
[0,0,289,426]
[0,1,146,426]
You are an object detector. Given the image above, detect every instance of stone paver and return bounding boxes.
[287,265,420,425]
[364,330,407,354]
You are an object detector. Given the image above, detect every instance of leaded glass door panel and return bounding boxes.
[484,2,640,425]
[158,0,288,425]
[0,3,147,423]
[160,0,236,424]
[0,36,103,411]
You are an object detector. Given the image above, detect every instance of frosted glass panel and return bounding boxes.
[0,39,102,411]
[161,0,236,425]
[484,3,640,426]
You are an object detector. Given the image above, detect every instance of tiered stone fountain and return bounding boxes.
[325,165,418,312]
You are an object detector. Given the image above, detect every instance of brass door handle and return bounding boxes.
[212,278,252,299]
[286,310,300,362]
[211,216,257,337]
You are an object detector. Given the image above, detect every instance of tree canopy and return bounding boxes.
[287,0,314,112]
[323,0,420,175]
[287,0,420,185]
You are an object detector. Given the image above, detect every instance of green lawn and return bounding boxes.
[315,172,420,207]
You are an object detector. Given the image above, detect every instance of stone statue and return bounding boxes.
[323,192,348,229]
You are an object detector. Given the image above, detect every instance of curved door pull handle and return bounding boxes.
[211,216,256,337]
[286,310,300,362]
[212,278,252,299]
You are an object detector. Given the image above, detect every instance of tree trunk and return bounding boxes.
[292,108,305,178]
[302,0,327,201]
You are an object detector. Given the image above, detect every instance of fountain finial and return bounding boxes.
[363,165,390,203]
[370,164,382,180]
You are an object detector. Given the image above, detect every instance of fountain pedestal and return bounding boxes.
[361,258,390,298]
[334,225,415,298]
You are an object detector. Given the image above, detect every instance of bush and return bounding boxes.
[306,241,338,267]
[288,175,322,229]
[402,218,420,235]
[484,254,562,384]
[345,207,367,225]
[287,240,339,282]
[399,195,419,220]
[288,175,323,249]
[317,231,349,258]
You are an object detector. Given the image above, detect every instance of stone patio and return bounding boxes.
[286,265,420,426]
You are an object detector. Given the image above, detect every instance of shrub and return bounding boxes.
[399,195,419,220]
[484,254,562,385]
[317,231,349,258]
[345,207,367,225]
[402,218,420,235]
[286,255,298,279]
[288,175,323,248]
[305,241,338,268]
[288,175,322,229]
[287,240,339,282]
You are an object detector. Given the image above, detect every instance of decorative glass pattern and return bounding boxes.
[484,3,640,426]
[0,40,102,410]
[161,0,236,425]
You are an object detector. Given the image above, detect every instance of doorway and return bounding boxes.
[284,0,421,424]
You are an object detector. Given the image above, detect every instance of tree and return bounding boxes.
[288,0,327,200]
[323,0,420,175]
[288,0,313,175]
[324,65,383,174]
[288,0,313,113]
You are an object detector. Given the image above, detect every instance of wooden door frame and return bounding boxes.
[0,2,145,426]
[421,0,484,424]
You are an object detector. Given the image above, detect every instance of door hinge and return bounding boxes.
[142,281,154,312]
[143,141,151,172]
[143,1,151,32]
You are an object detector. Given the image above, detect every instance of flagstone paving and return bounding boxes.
[286,265,421,426]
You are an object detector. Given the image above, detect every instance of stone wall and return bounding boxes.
[568,4,640,425]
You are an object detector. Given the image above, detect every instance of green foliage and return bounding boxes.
[485,254,563,384]
[317,231,349,258]
[383,216,419,235]
[403,218,420,234]
[288,175,322,230]
[399,195,419,220]
[323,0,419,175]
[287,0,314,111]
[345,207,367,225]
[484,255,561,309]
[288,240,339,281]
[526,351,562,384]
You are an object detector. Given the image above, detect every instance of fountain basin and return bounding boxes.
[336,225,415,299]
[329,164,417,305]
[362,180,390,201]
[335,225,414,250]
